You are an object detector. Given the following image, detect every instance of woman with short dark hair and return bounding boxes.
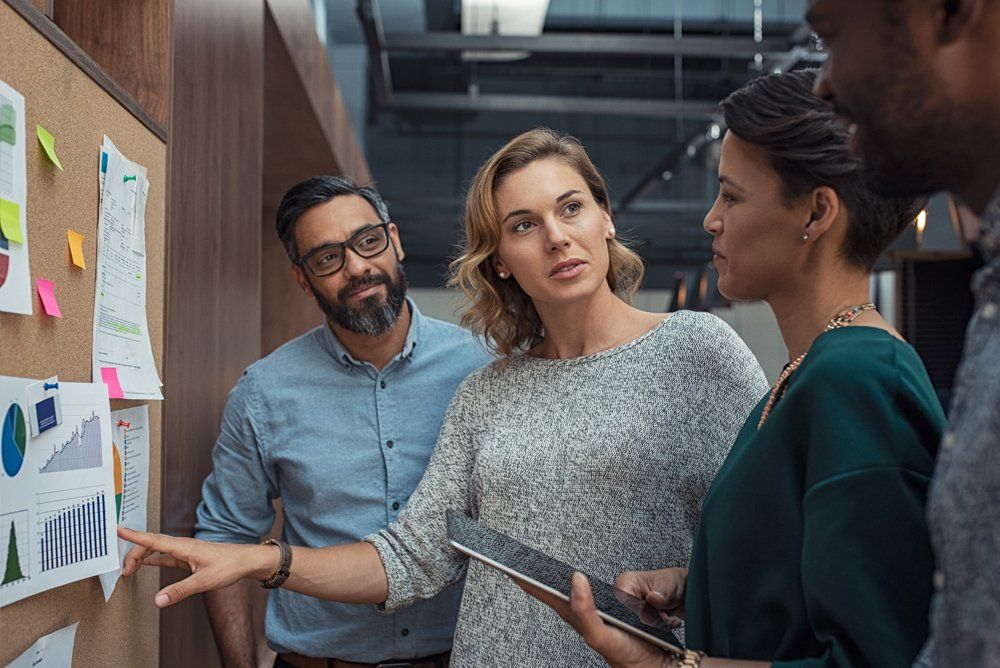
[524,69,945,668]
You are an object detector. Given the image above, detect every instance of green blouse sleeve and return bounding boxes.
[774,343,940,668]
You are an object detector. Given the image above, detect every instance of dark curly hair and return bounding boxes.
[720,68,923,269]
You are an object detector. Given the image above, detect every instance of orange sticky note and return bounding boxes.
[100,367,125,399]
[36,278,62,317]
[67,229,86,268]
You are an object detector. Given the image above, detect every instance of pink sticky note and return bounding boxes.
[101,367,125,399]
[36,278,63,318]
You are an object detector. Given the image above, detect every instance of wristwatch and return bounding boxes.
[676,649,706,668]
[258,538,292,589]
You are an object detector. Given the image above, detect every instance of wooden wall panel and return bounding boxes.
[261,2,371,355]
[161,0,264,664]
[52,0,170,127]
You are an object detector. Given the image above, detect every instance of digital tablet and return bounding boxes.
[446,510,684,656]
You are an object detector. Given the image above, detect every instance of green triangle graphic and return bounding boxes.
[2,520,25,585]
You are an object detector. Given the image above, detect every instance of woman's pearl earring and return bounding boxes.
[802,233,810,241]
[498,271,507,279]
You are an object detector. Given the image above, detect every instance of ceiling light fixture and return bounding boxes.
[461,0,550,61]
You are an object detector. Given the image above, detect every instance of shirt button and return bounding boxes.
[401,628,409,637]
[380,380,387,389]
[386,440,394,448]
[933,570,946,590]
[982,302,998,320]
[392,501,400,510]
[942,432,956,450]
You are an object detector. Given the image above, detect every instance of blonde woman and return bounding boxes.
[119,129,768,667]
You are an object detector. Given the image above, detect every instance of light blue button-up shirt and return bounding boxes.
[194,300,492,662]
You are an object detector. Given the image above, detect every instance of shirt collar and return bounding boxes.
[320,297,423,368]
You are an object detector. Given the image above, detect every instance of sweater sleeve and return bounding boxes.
[364,369,485,611]
[774,349,939,668]
[679,313,769,532]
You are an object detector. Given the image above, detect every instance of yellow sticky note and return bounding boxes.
[68,229,86,268]
[36,124,63,170]
[0,198,22,243]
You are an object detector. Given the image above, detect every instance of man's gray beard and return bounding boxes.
[311,263,407,336]
[333,293,404,335]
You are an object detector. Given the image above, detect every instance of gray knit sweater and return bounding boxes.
[366,310,768,667]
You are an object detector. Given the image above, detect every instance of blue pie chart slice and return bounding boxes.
[2,403,27,477]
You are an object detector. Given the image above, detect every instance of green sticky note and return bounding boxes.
[36,124,63,170]
[0,198,23,243]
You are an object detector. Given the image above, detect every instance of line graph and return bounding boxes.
[39,413,102,473]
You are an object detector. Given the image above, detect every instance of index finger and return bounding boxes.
[118,527,184,555]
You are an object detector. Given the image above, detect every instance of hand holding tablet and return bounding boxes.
[445,510,684,656]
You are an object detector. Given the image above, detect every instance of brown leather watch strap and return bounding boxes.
[259,538,292,589]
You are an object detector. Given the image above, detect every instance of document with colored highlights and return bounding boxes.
[0,78,31,315]
[91,136,162,399]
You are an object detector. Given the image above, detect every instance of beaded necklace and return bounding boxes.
[757,303,876,429]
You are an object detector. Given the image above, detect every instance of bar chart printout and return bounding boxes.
[37,488,108,571]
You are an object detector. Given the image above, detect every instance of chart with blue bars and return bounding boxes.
[36,487,109,572]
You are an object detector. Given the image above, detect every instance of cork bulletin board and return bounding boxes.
[0,2,163,665]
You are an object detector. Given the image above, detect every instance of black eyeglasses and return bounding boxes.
[297,223,391,277]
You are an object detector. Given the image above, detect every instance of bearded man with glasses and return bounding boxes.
[194,175,492,668]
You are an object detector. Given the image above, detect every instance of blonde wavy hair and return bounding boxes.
[448,128,645,355]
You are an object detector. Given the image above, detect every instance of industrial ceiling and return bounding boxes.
[318,0,823,289]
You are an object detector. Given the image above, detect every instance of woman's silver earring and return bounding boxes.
[497,271,507,279]
[802,233,810,241]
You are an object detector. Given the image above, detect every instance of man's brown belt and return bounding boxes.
[278,650,450,668]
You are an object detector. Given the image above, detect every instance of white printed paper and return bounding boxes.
[5,622,79,668]
[92,136,162,399]
[99,405,149,601]
[1,377,119,607]
[0,78,31,315]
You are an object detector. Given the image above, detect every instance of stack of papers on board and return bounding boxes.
[91,136,162,400]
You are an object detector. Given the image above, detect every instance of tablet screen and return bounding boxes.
[446,510,683,654]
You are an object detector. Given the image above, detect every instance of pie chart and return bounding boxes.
[2,403,27,477]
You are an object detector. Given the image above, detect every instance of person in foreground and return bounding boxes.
[194,175,492,668]
[805,1,1000,664]
[523,70,945,668]
[118,128,768,667]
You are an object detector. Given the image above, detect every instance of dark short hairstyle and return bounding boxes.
[719,68,923,270]
[275,175,390,262]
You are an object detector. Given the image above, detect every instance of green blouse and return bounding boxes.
[684,327,945,668]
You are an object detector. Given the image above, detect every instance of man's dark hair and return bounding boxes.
[720,68,923,270]
[275,175,390,262]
